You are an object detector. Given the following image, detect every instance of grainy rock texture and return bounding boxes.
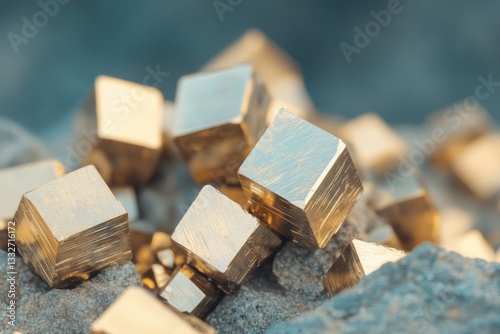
[0,251,141,334]
[269,243,500,334]
[207,218,364,334]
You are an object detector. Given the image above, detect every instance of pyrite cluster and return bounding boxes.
[5,29,500,334]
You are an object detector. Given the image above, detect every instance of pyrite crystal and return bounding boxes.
[91,287,215,334]
[171,185,281,294]
[14,165,131,288]
[80,75,164,185]
[204,29,315,124]
[0,159,65,223]
[323,239,405,296]
[371,171,439,251]
[158,264,221,318]
[452,134,500,201]
[427,103,493,168]
[173,64,270,185]
[339,113,407,173]
[238,109,363,249]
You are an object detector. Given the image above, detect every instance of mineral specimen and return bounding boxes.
[238,109,363,248]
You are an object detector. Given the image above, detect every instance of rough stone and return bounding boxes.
[269,243,500,334]
[207,218,365,334]
[0,251,140,334]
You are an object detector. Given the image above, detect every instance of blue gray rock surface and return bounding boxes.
[269,243,500,334]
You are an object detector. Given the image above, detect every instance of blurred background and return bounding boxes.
[0,0,499,143]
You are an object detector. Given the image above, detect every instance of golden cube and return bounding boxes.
[371,171,439,251]
[339,113,407,173]
[171,185,281,294]
[427,103,493,168]
[0,159,65,223]
[91,287,215,334]
[158,264,221,319]
[14,165,131,288]
[173,64,269,185]
[323,239,405,296]
[80,75,164,185]
[238,109,363,248]
[452,134,500,201]
[204,29,315,124]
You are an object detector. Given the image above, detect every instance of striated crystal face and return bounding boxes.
[0,159,65,223]
[173,64,270,185]
[80,76,164,185]
[14,165,131,288]
[324,239,405,297]
[158,264,221,319]
[91,287,215,334]
[238,109,363,248]
[171,185,281,294]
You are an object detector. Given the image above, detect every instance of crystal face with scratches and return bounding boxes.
[171,185,281,294]
[324,239,405,296]
[14,165,131,288]
[371,171,439,251]
[173,64,270,185]
[238,109,363,248]
[81,75,164,185]
[91,286,215,334]
[159,264,221,319]
[0,159,65,223]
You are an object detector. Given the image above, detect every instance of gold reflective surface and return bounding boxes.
[91,287,215,334]
[14,165,131,288]
[171,185,281,294]
[324,239,405,297]
[238,109,363,248]
[158,264,221,318]
[173,64,269,185]
[81,75,164,185]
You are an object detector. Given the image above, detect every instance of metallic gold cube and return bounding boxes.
[204,29,315,124]
[173,64,270,185]
[112,187,139,222]
[323,239,405,296]
[158,264,221,319]
[14,165,131,288]
[80,75,164,185]
[91,286,215,334]
[452,134,500,201]
[0,159,65,224]
[371,171,439,251]
[339,113,407,173]
[238,109,363,249]
[427,103,493,168]
[171,185,281,294]
[443,230,496,262]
